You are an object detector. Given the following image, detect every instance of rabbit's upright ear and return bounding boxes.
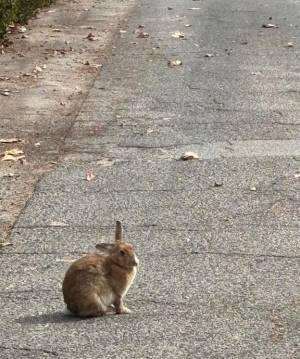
[115,221,123,242]
[95,243,114,255]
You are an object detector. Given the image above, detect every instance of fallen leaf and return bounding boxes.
[87,32,96,41]
[85,170,96,181]
[2,154,21,161]
[0,242,13,247]
[17,26,26,33]
[0,90,10,96]
[3,172,15,178]
[34,65,42,73]
[1,148,25,162]
[146,129,155,134]
[96,158,115,167]
[50,221,67,227]
[0,138,23,143]
[180,151,200,160]
[172,31,185,39]
[137,31,149,38]
[79,25,96,30]
[3,148,23,156]
[168,59,182,67]
[262,23,278,28]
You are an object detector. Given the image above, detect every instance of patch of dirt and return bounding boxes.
[0,0,135,243]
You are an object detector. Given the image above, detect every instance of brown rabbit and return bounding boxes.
[62,221,138,317]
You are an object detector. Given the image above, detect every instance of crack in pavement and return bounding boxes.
[0,345,59,356]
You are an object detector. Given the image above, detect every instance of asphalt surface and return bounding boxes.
[1,0,300,358]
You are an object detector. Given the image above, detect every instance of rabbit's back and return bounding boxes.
[62,255,112,315]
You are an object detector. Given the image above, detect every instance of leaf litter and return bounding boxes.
[0,138,24,143]
[172,31,185,39]
[180,151,200,160]
[85,170,96,181]
[2,148,25,162]
[168,59,182,67]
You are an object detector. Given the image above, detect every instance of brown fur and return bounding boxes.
[62,221,138,317]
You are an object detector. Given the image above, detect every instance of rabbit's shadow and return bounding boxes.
[17,311,85,325]
[17,309,118,325]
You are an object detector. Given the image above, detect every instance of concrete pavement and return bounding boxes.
[1,0,300,358]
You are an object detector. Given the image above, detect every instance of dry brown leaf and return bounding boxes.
[34,65,43,73]
[2,154,25,162]
[96,158,115,167]
[87,32,97,41]
[4,148,23,156]
[85,171,96,181]
[3,172,15,178]
[17,26,26,33]
[0,242,13,247]
[262,23,278,28]
[0,138,23,143]
[0,90,10,96]
[168,59,182,67]
[2,148,25,161]
[172,31,185,39]
[180,151,200,160]
[137,31,149,38]
[79,25,96,30]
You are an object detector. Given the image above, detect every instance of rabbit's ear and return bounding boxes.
[95,243,114,255]
[115,221,123,242]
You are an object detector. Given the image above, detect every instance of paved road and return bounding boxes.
[1,0,300,358]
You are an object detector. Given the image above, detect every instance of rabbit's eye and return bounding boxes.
[120,250,125,256]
